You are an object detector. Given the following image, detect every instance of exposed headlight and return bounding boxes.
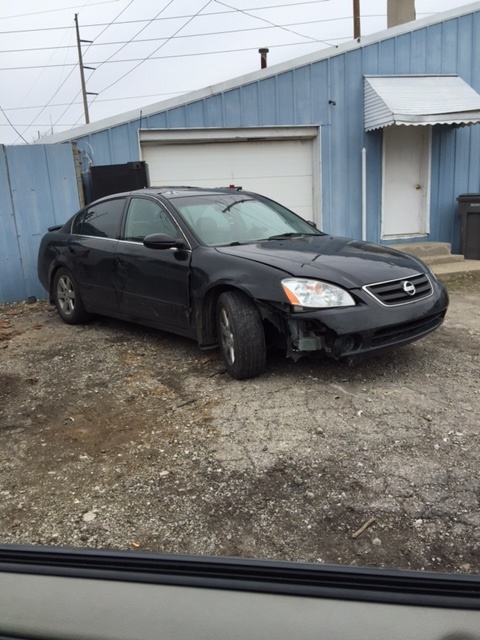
[282,278,355,308]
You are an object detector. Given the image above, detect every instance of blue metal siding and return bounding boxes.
[146,112,168,129]
[378,39,396,74]
[68,8,480,249]
[430,127,454,241]
[442,20,459,73]
[344,50,365,239]
[473,13,480,88]
[457,16,474,81]
[109,125,136,164]
[365,129,383,241]
[426,24,444,74]
[240,84,260,126]
[411,29,428,71]
[277,71,295,125]
[362,43,380,75]
[0,147,26,303]
[293,67,313,124]
[167,106,186,128]
[185,101,205,127]
[204,94,224,127]
[8,146,57,299]
[224,88,242,126]
[468,127,480,187]
[393,33,412,74]
[0,144,80,303]
[258,77,277,125]
[84,130,114,165]
[310,62,329,122]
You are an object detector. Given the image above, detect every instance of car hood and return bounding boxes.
[215,235,427,288]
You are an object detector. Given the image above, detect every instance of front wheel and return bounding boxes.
[52,268,89,324]
[216,291,266,380]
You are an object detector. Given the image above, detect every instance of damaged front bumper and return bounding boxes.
[258,282,449,362]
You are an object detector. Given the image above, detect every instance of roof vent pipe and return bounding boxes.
[259,48,269,69]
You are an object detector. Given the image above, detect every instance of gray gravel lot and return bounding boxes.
[0,274,479,573]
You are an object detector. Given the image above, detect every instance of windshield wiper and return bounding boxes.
[265,232,319,240]
[222,198,255,213]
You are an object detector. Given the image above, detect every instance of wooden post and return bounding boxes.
[353,0,361,39]
[75,14,90,124]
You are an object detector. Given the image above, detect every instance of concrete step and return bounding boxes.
[430,260,480,278]
[387,241,453,258]
[421,254,465,266]
[386,241,480,277]
[387,241,466,265]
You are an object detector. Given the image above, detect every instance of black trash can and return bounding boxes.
[457,194,480,259]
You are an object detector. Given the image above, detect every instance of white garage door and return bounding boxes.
[141,138,316,221]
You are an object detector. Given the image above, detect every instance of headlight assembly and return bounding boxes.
[281,278,355,308]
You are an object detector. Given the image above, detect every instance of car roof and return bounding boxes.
[95,186,245,203]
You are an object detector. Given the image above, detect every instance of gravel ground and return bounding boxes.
[0,274,479,574]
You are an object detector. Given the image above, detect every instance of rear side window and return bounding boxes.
[72,199,126,238]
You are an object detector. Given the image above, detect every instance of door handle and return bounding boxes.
[415,184,422,190]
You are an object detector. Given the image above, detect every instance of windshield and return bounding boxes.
[171,193,321,246]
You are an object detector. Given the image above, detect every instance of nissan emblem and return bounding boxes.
[403,281,416,296]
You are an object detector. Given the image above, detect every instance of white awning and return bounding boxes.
[364,75,480,131]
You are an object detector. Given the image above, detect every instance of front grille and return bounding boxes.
[371,312,446,347]
[364,273,432,306]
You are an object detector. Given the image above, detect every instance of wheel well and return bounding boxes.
[197,286,255,348]
[48,265,63,302]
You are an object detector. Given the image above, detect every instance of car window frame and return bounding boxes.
[119,195,192,250]
[70,197,128,240]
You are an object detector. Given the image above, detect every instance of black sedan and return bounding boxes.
[38,187,448,379]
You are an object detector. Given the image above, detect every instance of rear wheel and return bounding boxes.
[53,268,89,324]
[217,291,266,380]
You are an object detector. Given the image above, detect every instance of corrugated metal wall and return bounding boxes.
[73,10,480,249]
[0,144,81,303]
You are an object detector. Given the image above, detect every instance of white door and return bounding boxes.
[382,125,431,238]
[141,138,315,222]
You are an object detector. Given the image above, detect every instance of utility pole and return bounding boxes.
[75,13,96,124]
[353,0,361,39]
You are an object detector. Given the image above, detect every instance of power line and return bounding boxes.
[0,1,330,35]
[0,123,81,127]
[10,15,74,114]
[16,0,135,142]
[86,0,215,105]
[11,0,100,143]
[214,0,332,46]
[2,91,190,111]
[0,15,374,54]
[0,0,122,21]
[53,1,176,128]
[0,39,343,72]
[0,105,29,143]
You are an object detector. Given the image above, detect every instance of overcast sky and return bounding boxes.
[0,0,475,144]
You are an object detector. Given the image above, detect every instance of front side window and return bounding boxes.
[72,199,126,238]
[124,198,178,242]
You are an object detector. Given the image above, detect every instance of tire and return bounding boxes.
[216,291,266,380]
[52,268,89,325]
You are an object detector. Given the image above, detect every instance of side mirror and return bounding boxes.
[143,233,186,250]
[307,220,317,229]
